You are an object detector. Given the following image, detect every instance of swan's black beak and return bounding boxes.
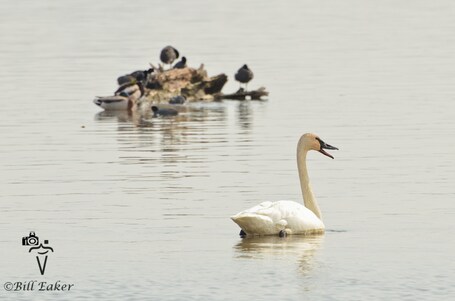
[316,138,339,159]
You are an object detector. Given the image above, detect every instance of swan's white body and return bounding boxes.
[231,133,337,236]
[231,200,324,235]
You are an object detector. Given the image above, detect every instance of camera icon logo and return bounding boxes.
[21,231,53,275]
[22,231,40,246]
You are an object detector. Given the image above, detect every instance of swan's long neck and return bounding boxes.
[297,146,322,220]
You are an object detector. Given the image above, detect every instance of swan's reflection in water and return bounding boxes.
[234,235,324,275]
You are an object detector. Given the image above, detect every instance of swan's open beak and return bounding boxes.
[317,138,339,159]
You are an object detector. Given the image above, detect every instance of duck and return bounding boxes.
[117,75,135,86]
[93,95,134,111]
[169,95,186,104]
[235,64,254,91]
[93,82,144,111]
[151,105,179,117]
[130,68,154,85]
[160,46,180,69]
[231,133,338,237]
[117,68,154,86]
[114,81,144,99]
[173,56,187,69]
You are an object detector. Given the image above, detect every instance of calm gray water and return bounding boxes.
[1,0,454,300]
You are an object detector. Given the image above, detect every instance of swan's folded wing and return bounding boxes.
[280,204,325,232]
[231,201,292,235]
[231,200,324,235]
[234,201,284,221]
[231,213,279,235]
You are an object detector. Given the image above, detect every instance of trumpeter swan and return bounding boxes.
[231,133,338,237]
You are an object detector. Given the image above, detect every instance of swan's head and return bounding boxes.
[300,133,339,159]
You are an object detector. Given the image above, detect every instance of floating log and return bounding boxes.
[97,61,269,112]
[216,87,269,100]
[136,64,228,109]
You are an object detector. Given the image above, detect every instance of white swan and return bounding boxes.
[231,133,338,237]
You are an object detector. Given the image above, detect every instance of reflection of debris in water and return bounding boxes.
[95,110,132,123]
[237,102,252,130]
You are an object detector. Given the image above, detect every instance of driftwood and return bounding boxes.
[216,87,269,100]
[137,64,228,108]
[99,62,269,112]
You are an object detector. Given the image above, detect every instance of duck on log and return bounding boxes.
[93,49,268,111]
[217,64,268,100]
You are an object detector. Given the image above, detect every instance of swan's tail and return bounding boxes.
[231,213,284,236]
